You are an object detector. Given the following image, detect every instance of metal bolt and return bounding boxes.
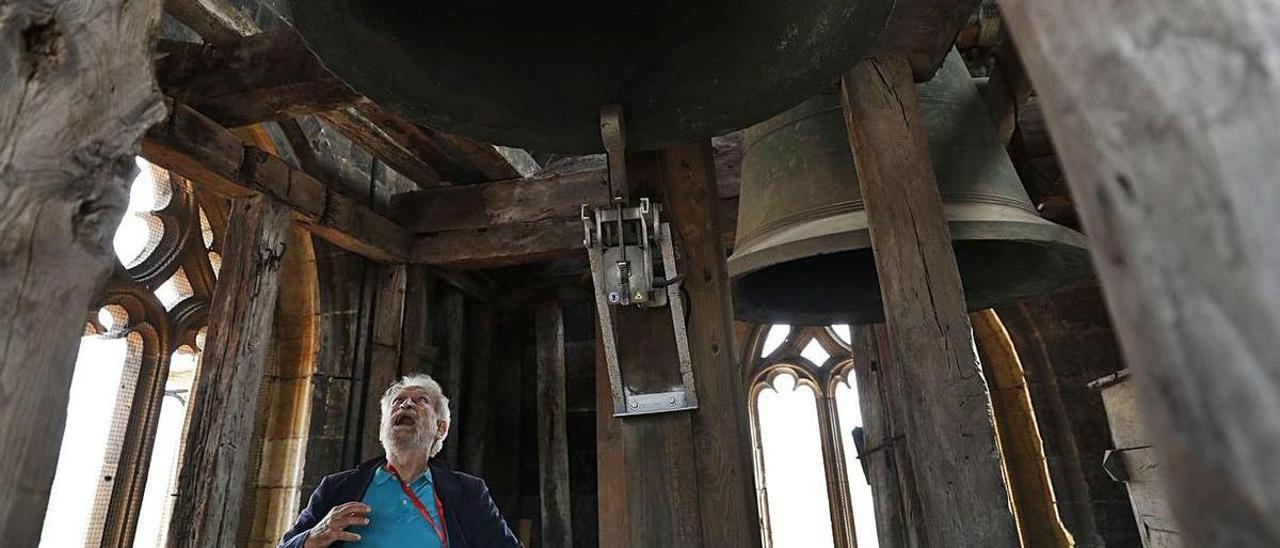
[668,397,677,406]
[630,401,639,409]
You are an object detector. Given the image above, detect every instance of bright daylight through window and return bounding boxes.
[749,324,879,548]
[39,158,220,547]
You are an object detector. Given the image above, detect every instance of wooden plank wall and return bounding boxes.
[301,256,502,490]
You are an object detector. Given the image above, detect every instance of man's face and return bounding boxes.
[381,386,443,452]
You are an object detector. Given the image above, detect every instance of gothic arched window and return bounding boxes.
[39,158,225,548]
[747,324,880,548]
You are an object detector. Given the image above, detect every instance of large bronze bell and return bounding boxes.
[289,1,894,153]
[728,52,1093,325]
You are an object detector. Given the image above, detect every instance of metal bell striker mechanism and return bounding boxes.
[582,106,697,417]
[728,51,1095,326]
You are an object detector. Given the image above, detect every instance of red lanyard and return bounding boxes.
[386,464,449,547]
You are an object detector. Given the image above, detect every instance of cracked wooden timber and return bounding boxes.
[1002,1,1280,544]
[142,100,412,263]
[168,194,291,547]
[0,0,168,544]
[841,56,1020,547]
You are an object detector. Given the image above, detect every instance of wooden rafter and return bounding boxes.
[392,169,739,268]
[143,101,411,263]
[160,0,519,186]
[156,33,358,128]
[390,170,609,233]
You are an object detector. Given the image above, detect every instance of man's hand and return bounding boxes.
[303,502,372,547]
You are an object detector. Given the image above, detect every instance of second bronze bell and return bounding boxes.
[728,52,1094,326]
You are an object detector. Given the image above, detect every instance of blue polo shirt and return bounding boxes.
[348,466,445,547]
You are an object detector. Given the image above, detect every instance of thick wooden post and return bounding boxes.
[595,152,701,548]
[483,310,524,523]
[1001,2,1280,544]
[398,266,436,375]
[460,301,493,473]
[439,288,465,465]
[536,302,573,547]
[596,144,759,548]
[658,143,762,548]
[169,194,291,546]
[841,57,1020,546]
[362,264,407,460]
[0,1,165,544]
[850,325,916,548]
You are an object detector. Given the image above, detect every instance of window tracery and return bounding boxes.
[747,324,880,548]
[39,157,226,548]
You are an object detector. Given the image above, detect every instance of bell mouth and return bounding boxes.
[728,209,1096,326]
[289,0,895,153]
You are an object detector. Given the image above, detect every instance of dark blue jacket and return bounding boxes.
[278,458,520,548]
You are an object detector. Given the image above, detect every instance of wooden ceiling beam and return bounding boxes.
[396,170,739,268]
[411,218,588,270]
[143,100,411,263]
[156,33,359,128]
[163,0,256,47]
[390,169,610,233]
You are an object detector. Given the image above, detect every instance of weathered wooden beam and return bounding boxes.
[169,194,291,547]
[439,288,465,466]
[390,169,609,233]
[982,39,1034,146]
[399,167,739,268]
[0,0,166,544]
[596,145,760,547]
[341,99,521,184]
[142,101,411,263]
[425,266,498,303]
[536,303,574,548]
[656,142,762,548]
[596,151,703,548]
[398,266,437,375]
[411,218,586,269]
[841,56,1019,546]
[315,104,445,187]
[460,301,493,473]
[1002,2,1280,544]
[875,0,981,79]
[163,0,255,47]
[850,325,917,548]
[482,311,525,524]
[362,264,407,461]
[594,332,629,546]
[156,32,358,128]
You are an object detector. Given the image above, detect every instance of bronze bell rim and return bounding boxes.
[728,200,1094,326]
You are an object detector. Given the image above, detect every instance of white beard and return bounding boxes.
[380,419,434,456]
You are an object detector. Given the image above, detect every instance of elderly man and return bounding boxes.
[279,374,519,547]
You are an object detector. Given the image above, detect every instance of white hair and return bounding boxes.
[379,373,451,457]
